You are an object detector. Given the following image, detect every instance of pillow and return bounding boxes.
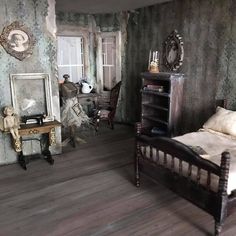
[203,106,236,136]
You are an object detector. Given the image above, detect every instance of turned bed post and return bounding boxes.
[215,151,230,236]
[135,122,142,187]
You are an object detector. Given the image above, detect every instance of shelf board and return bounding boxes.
[142,115,168,125]
[142,103,169,111]
[141,72,184,80]
[141,89,170,97]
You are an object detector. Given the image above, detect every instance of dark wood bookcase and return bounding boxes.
[140,72,184,137]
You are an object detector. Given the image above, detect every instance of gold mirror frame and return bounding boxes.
[0,21,36,61]
[163,30,184,71]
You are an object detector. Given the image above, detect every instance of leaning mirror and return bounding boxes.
[10,73,54,124]
[163,30,184,71]
[0,21,36,61]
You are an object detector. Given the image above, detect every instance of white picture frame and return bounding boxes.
[10,73,54,123]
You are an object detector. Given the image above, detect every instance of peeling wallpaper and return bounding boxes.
[0,0,60,165]
[56,0,236,134]
[56,11,121,32]
[56,11,128,122]
[56,12,89,27]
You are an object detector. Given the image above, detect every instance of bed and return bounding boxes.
[135,106,236,235]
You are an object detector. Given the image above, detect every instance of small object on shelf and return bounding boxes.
[21,113,46,125]
[149,61,159,73]
[81,82,93,94]
[146,85,164,92]
[148,50,160,73]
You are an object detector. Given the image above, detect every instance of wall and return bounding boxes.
[0,0,61,165]
[126,0,236,133]
[56,11,128,122]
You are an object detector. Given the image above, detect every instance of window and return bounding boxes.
[102,36,116,91]
[97,32,121,92]
[57,36,84,83]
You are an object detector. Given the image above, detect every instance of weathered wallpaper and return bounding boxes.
[0,0,60,164]
[56,11,128,122]
[125,0,236,133]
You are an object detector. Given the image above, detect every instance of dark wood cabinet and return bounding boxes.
[140,72,184,137]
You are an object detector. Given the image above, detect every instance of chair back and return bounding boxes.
[110,81,122,110]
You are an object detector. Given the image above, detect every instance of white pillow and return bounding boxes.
[203,106,236,136]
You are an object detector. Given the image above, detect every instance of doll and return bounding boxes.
[3,106,20,140]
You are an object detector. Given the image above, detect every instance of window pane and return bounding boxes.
[102,36,116,91]
[103,66,116,91]
[71,66,83,83]
[106,42,115,65]
[70,37,83,64]
[57,36,84,83]
[58,37,71,65]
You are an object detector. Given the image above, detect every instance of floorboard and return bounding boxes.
[0,124,235,236]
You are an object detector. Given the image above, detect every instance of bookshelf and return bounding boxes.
[140,72,184,137]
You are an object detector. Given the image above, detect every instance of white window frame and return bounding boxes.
[57,28,90,83]
[96,31,121,93]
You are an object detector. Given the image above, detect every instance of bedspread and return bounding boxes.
[175,130,236,194]
[140,130,236,194]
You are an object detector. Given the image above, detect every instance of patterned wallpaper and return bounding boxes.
[56,12,89,27]
[125,0,236,133]
[0,0,60,164]
[55,0,236,133]
[56,11,121,32]
[56,11,128,122]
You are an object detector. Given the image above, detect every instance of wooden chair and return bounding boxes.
[93,81,121,131]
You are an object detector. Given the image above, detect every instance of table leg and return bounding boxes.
[18,151,29,170]
[42,149,54,165]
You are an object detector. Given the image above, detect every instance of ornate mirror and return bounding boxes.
[0,21,36,61]
[163,30,184,71]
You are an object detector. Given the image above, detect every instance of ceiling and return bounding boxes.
[56,0,171,14]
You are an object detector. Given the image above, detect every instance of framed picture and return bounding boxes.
[72,103,82,117]
[0,21,36,61]
[163,30,184,71]
[10,73,54,123]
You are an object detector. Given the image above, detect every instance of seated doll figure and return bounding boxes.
[3,106,20,140]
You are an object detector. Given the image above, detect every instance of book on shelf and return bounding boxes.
[144,85,164,92]
[188,145,210,158]
[151,127,166,135]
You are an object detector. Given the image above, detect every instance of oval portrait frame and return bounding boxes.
[163,30,184,71]
[0,21,36,61]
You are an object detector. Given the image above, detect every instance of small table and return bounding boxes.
[17,120,61,170]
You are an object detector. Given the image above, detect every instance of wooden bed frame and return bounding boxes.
[135,122,236,235]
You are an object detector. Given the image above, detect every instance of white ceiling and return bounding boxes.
[56,0,171,14]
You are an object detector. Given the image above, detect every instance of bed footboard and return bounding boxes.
[135,124,231,235]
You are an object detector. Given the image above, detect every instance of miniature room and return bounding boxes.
[0,0,236,235]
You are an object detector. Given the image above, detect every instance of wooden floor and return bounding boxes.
[0,124,235,236]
